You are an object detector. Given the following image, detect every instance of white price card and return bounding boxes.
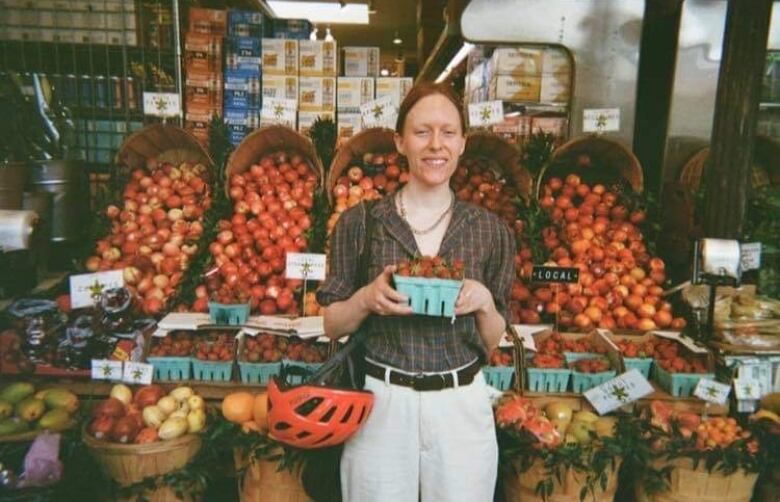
[734,378,762,400]
[91,359,123,381]
[361,95,397,128]
[653,330,710,354]
[740,242,762,271]
[584,369,655,415]
[122,362,154,385]
[510,325,551,352]
[583,108,620,133]
[261,98,297,126]
[468,100,504,127]
[286,253,327,281]
[143,92,181,118]
[694,378,731,405]
[69,270,124,309]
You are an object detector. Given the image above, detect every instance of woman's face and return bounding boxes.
[394,93,466,189]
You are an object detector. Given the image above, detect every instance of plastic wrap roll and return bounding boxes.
[701,238,741,279]
[0,210,38,251]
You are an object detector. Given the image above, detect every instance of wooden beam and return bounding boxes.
[703,0,773,238]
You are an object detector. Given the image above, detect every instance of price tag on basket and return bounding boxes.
[583,108,620,133]
[122,362,154,385]
[733,378,762,400]
[583,369,655,415]
[468,100,504,127]
[740,242,761,271]
[91,359,123,381]
[361,95,397,128]
[142,92,181,118]
[693,378,731,405]
[69,270,124,309]
[531,266,579,284]
[261,98,297,127]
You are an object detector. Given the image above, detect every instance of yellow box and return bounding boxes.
[337,77,375,112]
[375,77,413,108]
[489,75,542,102]
[489,47,542,77]
[298,77,336,112]
[343,46,380,77]
[540,73,571,103]
[262,75,299,102]
[298,40,338,77]
[262,38,298,76]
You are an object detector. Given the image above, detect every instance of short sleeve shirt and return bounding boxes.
[317,194,516,373]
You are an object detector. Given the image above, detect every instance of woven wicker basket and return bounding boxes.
[326,127,397,203]
[234,449,310,502]
[635,458,759,502]
[503,458,621,502]
[464,130,533,201]
[537,135,644,197]
[115,124,213,171]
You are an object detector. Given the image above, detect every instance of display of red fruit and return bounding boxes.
[395,256,465,280]
[572,358,610,373]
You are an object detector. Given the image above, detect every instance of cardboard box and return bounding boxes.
[227,9,265,38]
[541,47,572,76]
[530,115,568,137]
[343,46,380,77]
[337,77,375,112]
[375,77,413,108]
[225,107,260,145]
[185,33,222,74]
[262,38,298,76]
[489,47,542,77]
[539,73,571,104]
[185,74,223,109]
[271,18,312,40]
[224,70,261,109]
[298,40,338,77]
[188,7,226,35]
[260,110,296,129]
[225,37,262,73]
[337,113,362,146]
[262,74,299,102]
[298,111,335,135]
[489,75,542,102]
[299,77,336,112]
[491,115,531,146]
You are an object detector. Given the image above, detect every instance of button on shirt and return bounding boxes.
[317,194,516,373]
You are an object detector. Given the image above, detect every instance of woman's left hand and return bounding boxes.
[454,279,495,316]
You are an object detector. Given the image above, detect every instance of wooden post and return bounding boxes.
[703,0,773,238]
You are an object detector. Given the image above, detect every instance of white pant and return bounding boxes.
[341,364,498,502]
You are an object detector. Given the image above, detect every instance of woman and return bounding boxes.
[317,82,515,502]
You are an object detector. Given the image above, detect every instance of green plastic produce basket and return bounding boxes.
[571,370,617,393]
[393,275,463,317]
[147,357,192,381]
[283,360,323,385]
[654,366,715,397]
[526,368,571,393]
[482,366,515,390]
[208,302,250,325]
[191,359,234,382]
[563,351,602,364]
[623,357,654,379]
[238,361,282,385]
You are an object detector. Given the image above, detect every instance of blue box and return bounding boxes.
[226,37,262,72]
[224,70,262,109]
[224,107,260,125]
[272,18,312,40]
[228,10,265,38]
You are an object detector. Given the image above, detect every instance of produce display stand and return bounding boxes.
[462,130,533,201]
[115,123,214,171]
[326,126,397,202]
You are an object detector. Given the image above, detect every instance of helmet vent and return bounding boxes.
[320,406,337,422]
[314,432,334,445]
[297,431,312,439]
[357,406,367,423]
[295,397,323,416]
[340,405,354,423]
[275,422,291,430]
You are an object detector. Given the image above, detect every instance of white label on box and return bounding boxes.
[468,100,504,127]
[91,359,123,380]
[143,92,181,118]
[69,270,124,309]
[286,253,327,281]
[734,378,762,400]
[652,330,710,354]
[261,97,297,124]
[157,312,211,330]
[153,328,170,338]
[583,108,620,133]
[123,362,154,385]
[740,242,761,271]
[509,324,549,352]
[584,369,655,415]
[361,94,397,128]
[594,329,620,352]
[694,378,731,405]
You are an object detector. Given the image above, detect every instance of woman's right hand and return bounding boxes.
[359,265,414,316]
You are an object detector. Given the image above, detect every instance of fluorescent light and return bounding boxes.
[435,42,475,83]
[268,1,369,24]
[393,30,402,45]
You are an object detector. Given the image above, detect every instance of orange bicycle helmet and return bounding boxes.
[267,377,374,449]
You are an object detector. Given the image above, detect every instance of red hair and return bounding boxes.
[395,82,466,135]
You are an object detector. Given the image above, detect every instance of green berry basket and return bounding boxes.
[526,368,571,393]
[238,361,282,385]
[146,357,192,381]
[191,359,234,382]
[482,366,515,390]
[393,275,463,317]
[208,302,251,325]
[571,370,617,393]
[623,357,654,379]
[654,366,715,397]
[282,359,324,385]
[563,351,602,364]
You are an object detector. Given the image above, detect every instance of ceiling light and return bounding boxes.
[393,31,402,45]
[325,27,334,42]
[268,1,369,24]
[380,68,390,76]
[309,27,319,40]
[435,42,474,83]
[368,0,377,14]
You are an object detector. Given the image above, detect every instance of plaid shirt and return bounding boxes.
[317,194,516,372]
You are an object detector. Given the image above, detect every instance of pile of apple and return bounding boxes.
[194,331,235,362]
[496,396,616,447]
[86,161,211,316]
[614,338,657,359]
[242,333,328,364]
[328,151,408,234]
[450,156,522,231]
[653,338,708,374]
[511,174,687,331]
[148,331,195,357]
[197,150,317,315]
[88,384,206,444]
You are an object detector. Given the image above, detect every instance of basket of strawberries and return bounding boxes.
[569,357,616,393]
[191,331,236,382]
[146,331,195,381]
[393,256,465,317]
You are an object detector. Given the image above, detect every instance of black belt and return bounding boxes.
[363,359,482,391]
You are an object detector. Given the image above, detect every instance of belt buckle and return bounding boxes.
[412,373,446,391]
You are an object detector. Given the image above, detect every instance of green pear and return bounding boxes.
[545,402,573,422]
[572,410,599,424]
[568,421,594,443]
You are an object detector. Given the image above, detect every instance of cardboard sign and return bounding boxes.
[286,253,327,281]
[734,378,762,400]
[694,378,731,405]
[261,97,297,125]
[143,92,182,118]
[360,94,396,128]
[511,324,553,352]
[653,330,710,354]
[468,100,504,127]
[531,266,579,284]
[245,315,324,338]
[584,369,655,415]
[122,362,154,385]
[583,108,620,133]
[91,359,123,381]
[69,270,124,309]
[740,242,762,271]
[157,312,212,331]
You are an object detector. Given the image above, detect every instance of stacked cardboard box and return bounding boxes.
[343,47,380,77]
[271,18,312,40]
[184,7,226,145]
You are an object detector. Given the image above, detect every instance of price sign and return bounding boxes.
[468,100,504,127]
[694,378,731,405]
[122,362,154,385]
[584,369,655,415]
[734,378,762,400]
[69,270,124,309]
[142,92,181,118]
[583,108,620,133]
[286,253,327,281]
[91,359,123,381]
[740,242,762,271]
[360,95,397,128]
[261,98,297,126]
[531,266,579,284]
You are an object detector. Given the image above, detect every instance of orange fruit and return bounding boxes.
[222,392,255,423]
[253,392,269,432]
